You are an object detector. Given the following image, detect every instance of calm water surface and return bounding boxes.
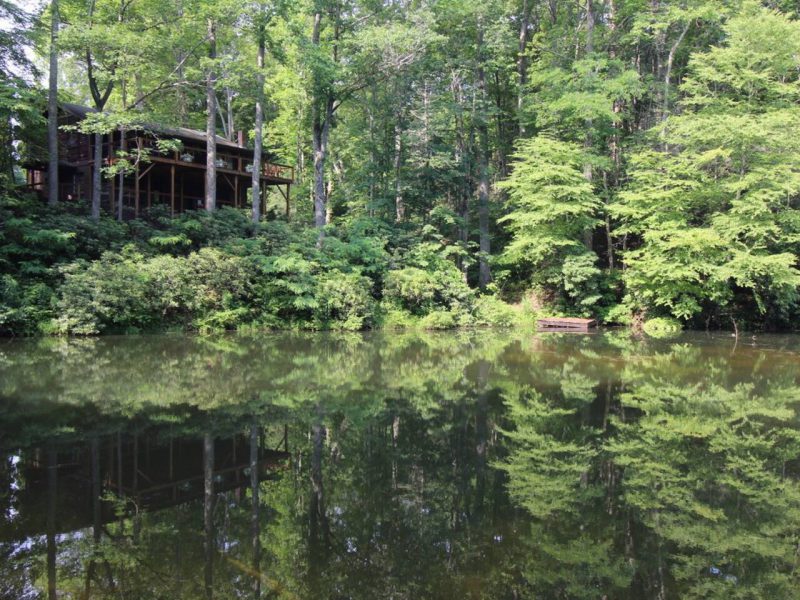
[1,330,799,599]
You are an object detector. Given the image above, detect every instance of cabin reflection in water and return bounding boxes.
[0,425,289,597]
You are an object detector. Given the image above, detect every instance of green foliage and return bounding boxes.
[0,194,516,335]
[607,370,800,598]
[615,6,800,329]
[419,308,458,329]
[498,136,603,312]
[471,295,519,328]
[6,0,800,335]
[383,255,473,318]
[313,271,375,330]
[602,302,634,326]
[376,305,419,329]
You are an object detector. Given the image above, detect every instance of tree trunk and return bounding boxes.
[47,0,59,206]
[225,87,234,141]
[394,122,404,222]
[311,12,331,232]
[606,0,619,269]
[117,130,125,221]
[205,18,217,212]
[582,0,595,250]
[175,1,187,125]
[476,19,492,290]
[516,0,532,135]
[367,86,376,210]
[661,21,690,145]
[91,132,102,219]
[451,73,469,281]
[85,0,115,220]
[251,31,265,224]
[312,112,330,230]
[117,83,128,221]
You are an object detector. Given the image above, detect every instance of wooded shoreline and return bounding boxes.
[2,1,800,335]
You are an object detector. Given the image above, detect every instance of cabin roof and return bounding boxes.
[59,102,252,152]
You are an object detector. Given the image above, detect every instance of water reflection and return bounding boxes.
[0,330,799,598]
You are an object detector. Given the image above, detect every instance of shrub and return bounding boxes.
[378,305,419,329]
[383,264,473,315]
[314,271,375,330]
[560,252,603,311]
[53,254,156,334]
[194,307,251,332]
[472,296,518,328]
[255,251,319,326]
[53,248,255,334]
[420,310,458,330]
[0,274,23,334]
[603,303,634,326]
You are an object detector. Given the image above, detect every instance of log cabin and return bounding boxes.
[25,103,293,218]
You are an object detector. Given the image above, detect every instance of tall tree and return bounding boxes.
[309,7,334,232]
[47,0,59,206]
[615,5,800,328]
[250,10,268,224]
[205,17,218,212]
[475,14,492,290]
[305,0,430,232]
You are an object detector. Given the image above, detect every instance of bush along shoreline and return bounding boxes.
[2,193,797,337]
[1,196,535,336]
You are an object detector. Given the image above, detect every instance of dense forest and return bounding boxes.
[2,0,800,335]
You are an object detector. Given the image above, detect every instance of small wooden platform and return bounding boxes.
[537,317,596,331]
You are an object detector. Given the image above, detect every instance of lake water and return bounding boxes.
[1,329,799,599]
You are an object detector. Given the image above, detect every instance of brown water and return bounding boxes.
[1,329,799,599]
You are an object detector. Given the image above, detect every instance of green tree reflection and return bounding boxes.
[1,331,799,598]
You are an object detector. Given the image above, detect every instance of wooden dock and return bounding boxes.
[536,317,596,331]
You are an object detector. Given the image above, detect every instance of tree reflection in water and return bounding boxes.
[0,330,799,598]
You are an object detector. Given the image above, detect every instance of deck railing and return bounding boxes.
[58,133,294,182]
[139,139,294,182]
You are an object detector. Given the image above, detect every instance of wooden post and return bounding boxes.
[134,160,140,218]
[110,167,116,216]
[285,184,290,219]
[109,134,115,216]
[170,164,175,216]
[147,169,152,209]
[180,175,184,211]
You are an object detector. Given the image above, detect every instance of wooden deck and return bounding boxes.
[26,103,295,218]
[537,317,597,331]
